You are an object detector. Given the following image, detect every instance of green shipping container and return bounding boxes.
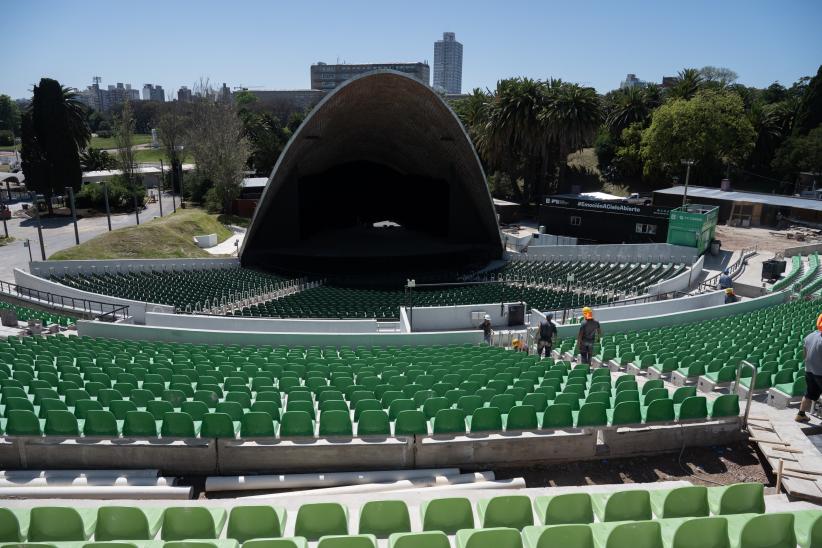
[666,205,718,254]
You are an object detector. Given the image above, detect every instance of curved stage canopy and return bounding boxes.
[240,71,503,275]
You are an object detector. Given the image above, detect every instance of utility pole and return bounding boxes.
[103,181,112,231]
[681,159,695,207]
[33,201,45,260]
[158,159,164,217]
[24,239,32,262]
[134,185,140,226]
[65,186,79,245]
[179,166,185,209]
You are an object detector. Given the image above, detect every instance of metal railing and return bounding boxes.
[0,280,130,321]
[699,245,758,293]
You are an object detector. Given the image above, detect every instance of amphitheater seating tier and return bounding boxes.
[0,484,817,548]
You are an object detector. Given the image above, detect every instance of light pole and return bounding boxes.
[33,200,45,261]
[103,180,112,231]
[65,186,79,245]
[24,239,32,262]
[158,159,164,217]
[680,159,695,207]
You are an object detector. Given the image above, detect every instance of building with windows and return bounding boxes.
[141,84,165,102]
[620,73,647,89]
[433,32,463,94]
[310,62,430,91]
[177,86,193,102]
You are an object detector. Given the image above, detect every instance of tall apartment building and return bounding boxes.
[142,84,166,102]
[620,73,647,89]
[433,32,463,94]
[177,86,193,102]
[310,62,430,91]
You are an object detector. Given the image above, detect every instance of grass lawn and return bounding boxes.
[0,145,19,152]
[0,236,13,246]
[217,214,251,228]
[49,208,233,260]
[133,148,191,164]
[90,134,152,150]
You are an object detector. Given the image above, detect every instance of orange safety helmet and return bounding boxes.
[582,306,593,319]
[817,313,822,332]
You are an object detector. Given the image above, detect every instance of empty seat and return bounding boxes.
[523,524,595,548]
[95,507,165,541]
[593,520,663,548]
[455,527,523,548]
[650,486,709,519]
[316,535,377,548]
[358,500,411,537]
[387,531,450,548]
[591,490,652,522]
[534,493,593,525]
[708,483,765,515]
[28,507,96,541]
[726,512,795,548]
[161,507,227,540]
[226,505,286,543]
[420,497,474,534]
[294,502,348,540]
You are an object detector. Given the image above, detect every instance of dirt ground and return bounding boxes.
[494,441,773,491]
[716,225,822,255]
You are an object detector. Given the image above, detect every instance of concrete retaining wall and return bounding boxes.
[0,419,740,473]
[29,258,239,278]
[554,289,789,338]
[145,312,380,333]
[522,243,699,264]
[590,290,726,323]
[14,269,174,324]
[784,242,822,257]
[404,302,522,332]
[531,234,578,246]
[76,320,486,347]
[645,254,705,296]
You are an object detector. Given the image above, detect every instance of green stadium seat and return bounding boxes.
[522,524,595,548]
[505,406,538,431]
[726,512,795,548]
[470,407,503,432]
[28,507,96,541]
[44,410,79,436]
[294,502,348,540]
[420,497,474,533]
[394,410,428,436]
[455,527,523,548]
[0,508,29,542]
[83,410,120,436]
[358,500,411,537]
[708,483,765,515]
[161,507,227,540]
[792,510,822,548]
[226,505,286,543]
[201,413,239,438]
[161,412,198,438]
[534,493,594,525]
[122,411,157,437]
[316,534,377,548]
[592,520,663,548]
[319,410,353,437]
[649,486,709,518]
[477,496,534,529]
[543,404,573,429]
[388,531,450,548]
[6,409,42,436]
[95,507,164,541]
[432,408,466,434]
[660,516,729,548]
[279,411,314,437]
[356,410,390,436]
[591,490,652,522]
[243,538,307,548]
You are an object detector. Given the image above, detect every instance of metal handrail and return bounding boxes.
[0,279,130,321]
[700,245,758,293]
[732,359,757,430]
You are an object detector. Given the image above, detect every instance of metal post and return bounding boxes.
[24,239,32,262]
[134,183,140,225]
[158,159,164,217]
[1,216,6,239]
[5,180,10,202]
[681,159,694,207]
[33,204,46,260]
[65,186,79,245]
[179,167,185,208]
[103,181,112,231]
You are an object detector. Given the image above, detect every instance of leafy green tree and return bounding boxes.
[793,65,822,136]
[773,125,822,180]
[614,122,645,178]
[0,95,21,136]
[157,102,189,193]
[641,89,756,185]
[699,66,738,88]
[80,148,116,171]
[20,78,90,215]
[605,86,657,135]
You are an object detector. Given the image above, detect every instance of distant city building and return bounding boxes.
[218,83,231,103]
[78,77,143,111]
[177,86,193,102]
[310,62,430,90]
[142,84,165,102]
[661,76,678,88]
[433,32,463,94]
[620,73,647,89]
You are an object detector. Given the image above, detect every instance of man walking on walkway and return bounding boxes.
[577,307,601,366]
[796,313,822,423]
[537,313,557,358]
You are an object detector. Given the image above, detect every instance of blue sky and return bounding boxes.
[6,0,821,100]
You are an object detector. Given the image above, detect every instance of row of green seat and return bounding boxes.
[0,483,771,542]
[0,301,73,328]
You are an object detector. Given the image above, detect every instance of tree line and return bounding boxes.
[452,65,822,205]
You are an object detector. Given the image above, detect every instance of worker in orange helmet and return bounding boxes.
[577,306,602,366]
[796,313,822,423]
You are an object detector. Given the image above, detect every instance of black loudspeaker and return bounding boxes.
[761,259,786,281]
[508,303,525,326]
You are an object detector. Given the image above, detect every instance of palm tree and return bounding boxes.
[540,83,603,192]
[452,88,491,145]
[606,86,656,135]
[479,78,549,203]
[667,68,704,101]
[80,147,116,171]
